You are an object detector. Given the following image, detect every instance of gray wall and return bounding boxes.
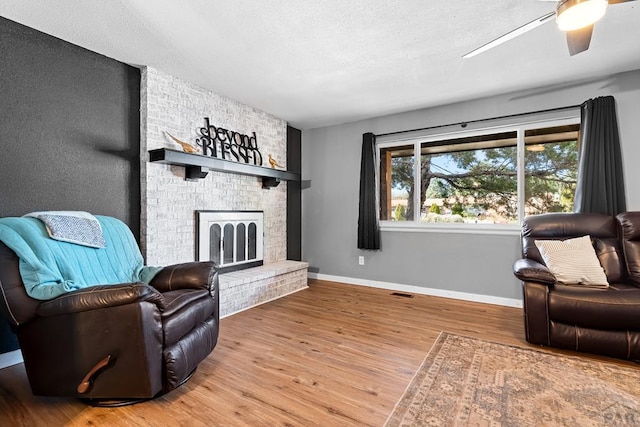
[302,69,640,301]
[0,17,140,356]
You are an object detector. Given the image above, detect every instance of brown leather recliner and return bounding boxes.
[513,211,640,361]
[0,233,219,403]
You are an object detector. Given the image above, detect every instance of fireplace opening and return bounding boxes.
[196,210,264,273]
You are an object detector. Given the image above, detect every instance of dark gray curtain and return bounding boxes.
[358,132,380,250]
[573,96,626,215]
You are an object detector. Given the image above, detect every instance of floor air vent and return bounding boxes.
[390,292,414,298]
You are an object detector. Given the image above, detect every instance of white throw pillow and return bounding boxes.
[534,235,609,288]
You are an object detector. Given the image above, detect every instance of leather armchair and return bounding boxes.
[0,237,219,403]
[513,212,640,361]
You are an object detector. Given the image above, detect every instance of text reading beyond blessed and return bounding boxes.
[196,117,263,166]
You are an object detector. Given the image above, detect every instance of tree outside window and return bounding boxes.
[379,124,579,224]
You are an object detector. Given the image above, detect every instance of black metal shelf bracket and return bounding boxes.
[262,177,281,188]
[185,165,208,180]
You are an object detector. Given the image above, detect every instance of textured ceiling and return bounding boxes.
[1,1,639,129]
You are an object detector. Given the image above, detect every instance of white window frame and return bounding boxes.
[377,112,580,235]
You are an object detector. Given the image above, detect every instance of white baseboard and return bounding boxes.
[308,273,523,308]
[0,349,23,370]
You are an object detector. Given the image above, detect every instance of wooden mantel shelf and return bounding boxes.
[148,148,300,187]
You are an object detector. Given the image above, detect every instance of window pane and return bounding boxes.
[379,144,415,221]
[378,122,579,226]
[524,124,579,216]
[420,131,518,224]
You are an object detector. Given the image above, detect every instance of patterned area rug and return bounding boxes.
[385,332,640,426]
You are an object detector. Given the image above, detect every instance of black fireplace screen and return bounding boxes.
[197,211,264,273]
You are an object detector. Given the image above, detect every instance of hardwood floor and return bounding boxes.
[0,279,533,426]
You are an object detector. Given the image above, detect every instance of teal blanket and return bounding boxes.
[0,215,161,300]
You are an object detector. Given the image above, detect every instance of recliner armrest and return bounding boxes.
[150,262,217,293]
[37,283,165,317]
[513,259,556,285]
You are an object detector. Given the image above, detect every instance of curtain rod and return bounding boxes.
[375,104,582,138]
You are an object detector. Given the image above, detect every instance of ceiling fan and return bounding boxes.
[463,0,637,58]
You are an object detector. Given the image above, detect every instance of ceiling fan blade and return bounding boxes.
[609,0,638,4]
[463,11,555,58]
[566,24,594,55]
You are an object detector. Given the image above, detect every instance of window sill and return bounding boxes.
[380,221,521,236]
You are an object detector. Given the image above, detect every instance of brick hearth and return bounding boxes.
[219,260,308,317]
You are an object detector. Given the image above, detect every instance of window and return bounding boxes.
[378,119,579,228]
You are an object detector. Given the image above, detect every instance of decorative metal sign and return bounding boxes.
[196,117,263,166]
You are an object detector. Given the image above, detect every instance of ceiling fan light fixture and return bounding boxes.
[556,0,608,31]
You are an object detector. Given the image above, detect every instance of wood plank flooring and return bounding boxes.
[0,279,594,426]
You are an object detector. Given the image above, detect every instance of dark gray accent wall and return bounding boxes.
[0,17,140,232]
[302,70,640,302]
[287,126,302,261]
[0,17,141,356]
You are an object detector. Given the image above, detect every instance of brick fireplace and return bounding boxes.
[140,67,307,317]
